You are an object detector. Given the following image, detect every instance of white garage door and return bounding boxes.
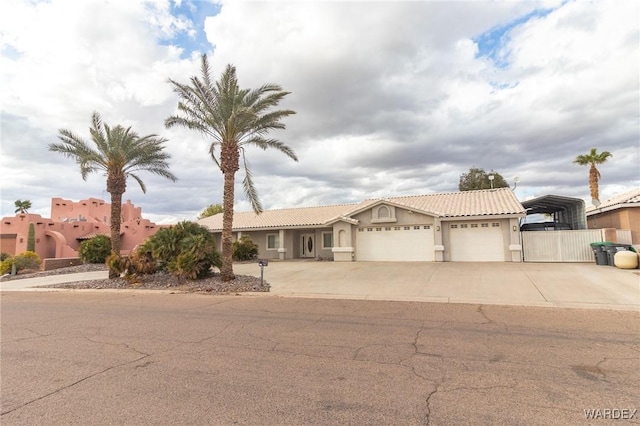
[448,221,506,262]
[356,225,435,261]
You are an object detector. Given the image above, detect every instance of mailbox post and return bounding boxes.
[258,259,268,286]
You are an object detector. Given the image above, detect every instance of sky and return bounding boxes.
[1,0,638,224]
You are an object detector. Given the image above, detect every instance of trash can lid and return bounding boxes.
[590,241,612,247]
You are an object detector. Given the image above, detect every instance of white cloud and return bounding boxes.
[0,0,638,222]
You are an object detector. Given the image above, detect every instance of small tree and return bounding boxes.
[459,167,509,191]
[27,223,36,252]
[198,203,223,220]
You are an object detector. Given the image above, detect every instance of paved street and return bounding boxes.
[2,292,639,425]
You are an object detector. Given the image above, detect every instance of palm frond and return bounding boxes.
[241,149,263,214]
[243,137,298,161]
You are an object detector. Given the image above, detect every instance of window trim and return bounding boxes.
[266,233,279,250]
[321,231,333,249]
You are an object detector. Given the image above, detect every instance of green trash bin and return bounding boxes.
[590,242,611,266]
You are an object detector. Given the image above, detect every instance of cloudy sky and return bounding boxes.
[1,0,638,224]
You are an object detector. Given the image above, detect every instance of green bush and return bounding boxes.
[138,221,221,280]
[79,235,112,264]
[0,252,10,261]
[0,251,42,274]
[233,235,259,261]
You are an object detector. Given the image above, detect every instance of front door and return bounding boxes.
[301,234,315,258]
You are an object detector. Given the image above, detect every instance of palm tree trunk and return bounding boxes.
[589,164,599,202]
[220,171,236,281]
[109,191,123,279]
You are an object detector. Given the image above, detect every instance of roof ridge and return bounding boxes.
[234,202,359,214]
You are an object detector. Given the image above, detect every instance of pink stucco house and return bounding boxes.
[1,197,161,260]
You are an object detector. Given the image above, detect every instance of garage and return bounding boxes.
[448,221,506,261]
[356,225,435,261]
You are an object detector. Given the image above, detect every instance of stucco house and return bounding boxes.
[586,188,640,244]
[198,188,526,262]
[0,197,160,261]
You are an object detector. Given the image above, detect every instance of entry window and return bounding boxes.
[266,234,279,250]
[322,232,333,249]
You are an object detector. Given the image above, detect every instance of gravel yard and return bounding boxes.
[8,264,270,293]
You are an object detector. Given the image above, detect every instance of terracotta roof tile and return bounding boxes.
[198,188,525,231]
[198,203,358,231]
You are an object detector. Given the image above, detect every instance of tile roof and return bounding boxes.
[586,188,640,213]
[198,188,525,231]
[198,203,359,231]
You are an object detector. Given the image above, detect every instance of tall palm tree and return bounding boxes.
[573,148,612,204]
[49,112,178,278]
[14,199,32,214]
[166,54,297,281]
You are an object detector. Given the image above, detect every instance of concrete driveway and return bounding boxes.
[2,261,638,311]
[232,261,640,311]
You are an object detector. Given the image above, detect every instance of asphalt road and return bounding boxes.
[1,292,639,425]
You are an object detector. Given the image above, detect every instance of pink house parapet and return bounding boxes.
[0,197,162,260]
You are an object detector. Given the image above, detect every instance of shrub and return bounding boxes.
[0,251,42,274]
[0,252,10,261]
[79,235,112,264]
[233,235,259,261]
[138,221,221,280]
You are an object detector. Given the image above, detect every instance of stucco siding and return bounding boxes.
[588,208,640,244]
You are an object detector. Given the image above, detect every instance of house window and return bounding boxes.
[358,228,364,232]
[481,223,489,227]
[471,224,478,228]
[385,227,391,231]
[376,227,382,231]
[367,227,373,232]
[394,226,400,230]
[322,232,333,249]
[404,226,410,230]
[414,226,420,230]
[451,224,458,229]
[423,225,431,229]
[266,234,279,250]
[492,223,500,227]
[461,224,468,228]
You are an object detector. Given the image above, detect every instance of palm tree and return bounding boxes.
[573,148,612,204]
[166,55,297,281]
[14,199,32,214]
[49,112,178,278]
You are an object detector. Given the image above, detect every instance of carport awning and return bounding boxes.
[521,195,586,229]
